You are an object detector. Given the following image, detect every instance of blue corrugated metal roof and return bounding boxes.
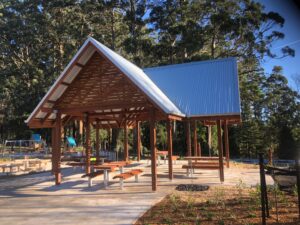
[144,58,241,117]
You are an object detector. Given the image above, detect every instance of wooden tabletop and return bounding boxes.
[104,161,131,167]
[93,165,117,171]
[184,156,225,160]
[156,151,168,156]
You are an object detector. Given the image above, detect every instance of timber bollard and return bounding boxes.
[296,159,300,220]
[259,153,269,225]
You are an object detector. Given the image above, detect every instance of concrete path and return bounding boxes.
[0,161,273,225]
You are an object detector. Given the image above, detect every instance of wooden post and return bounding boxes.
[96,121,100,163]
[296,159,300,219]
[84,113,91,174]
[207,125,212,157]
[124,121,128,161]
[51,127,56,174]
[186,120,192,156]
[197,142,201,157]
[54,111,62,185]
[150,109,157,191]
[259,153,268,225]
[217,120,224,182]
[167,120,173,180]
[136,121,141,161]
[193,120,198,156]
[224,120,230,168]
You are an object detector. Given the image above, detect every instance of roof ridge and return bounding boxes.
[144,57,236,71]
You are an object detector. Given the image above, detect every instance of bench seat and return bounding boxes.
[182,164,220,169]
[113,169,143,189]
[183,164,220,177]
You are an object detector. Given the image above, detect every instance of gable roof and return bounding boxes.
[144,58,241,117]
[25,37,184,124]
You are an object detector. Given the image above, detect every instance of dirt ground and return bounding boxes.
[135,185,299,225]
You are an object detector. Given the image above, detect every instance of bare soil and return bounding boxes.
[135,186,299,225]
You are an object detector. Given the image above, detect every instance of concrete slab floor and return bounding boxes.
[0,160,273,225]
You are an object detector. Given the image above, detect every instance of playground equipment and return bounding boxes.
[2,134,46,155]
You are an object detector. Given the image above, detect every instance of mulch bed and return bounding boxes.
[135,186,299,225]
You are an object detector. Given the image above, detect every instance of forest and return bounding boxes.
[0,0,299,159]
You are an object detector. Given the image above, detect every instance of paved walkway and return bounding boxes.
[0,160,273,225]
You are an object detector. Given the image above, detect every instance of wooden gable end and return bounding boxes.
[55,52,151,112]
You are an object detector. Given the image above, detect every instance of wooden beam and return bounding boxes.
[203,120,241,126]
[41,112,52,124]
[150,109,157,191]
[28,119,55,128]
[185,120,192,156]
[193,120,198,156]
[136,121,141,162]
[168,114,183,121]
[47,100,56,104]
[167,120,173,180]
[85,113,91,174]
[54,111,62,185]
[40,107,53,113]
[75,62,84,68]
[217,120,225,183]
[56,103,150,113]
[124,121,128,161]
[224,120,230,168]
[61,82,70,86]
[190,114,241,121]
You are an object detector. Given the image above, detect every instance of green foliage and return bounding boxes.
[0,0,298,159]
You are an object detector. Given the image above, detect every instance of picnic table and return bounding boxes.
[157,151,168,165]
[93,161,131,188]
[93,164,118,187]
[183,157,225,177]
[0,163,24,174]
[184,156,225,164]
[24,159,43,171]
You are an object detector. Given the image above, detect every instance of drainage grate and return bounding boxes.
[175,184,209,192]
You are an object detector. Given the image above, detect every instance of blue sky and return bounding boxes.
[260,0,300,89]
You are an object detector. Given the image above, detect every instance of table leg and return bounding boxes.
[120,178,124,190]
[88,177,92,187]
[104,170,108,188]
[120,166,123,173]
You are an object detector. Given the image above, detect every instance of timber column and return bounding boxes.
[186,120,192,156]
[207,125,212,156]
[217,120,225,182]
[167,120,173,180]
[54,110,62,185]
[51,127,56,174]
[150,109,157,191]
[84,113,91,174]
[95,120,100,163]
[136,121,141,161]
[193,120,198,156]
[124,121,128,161]
[224,120,230,168]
